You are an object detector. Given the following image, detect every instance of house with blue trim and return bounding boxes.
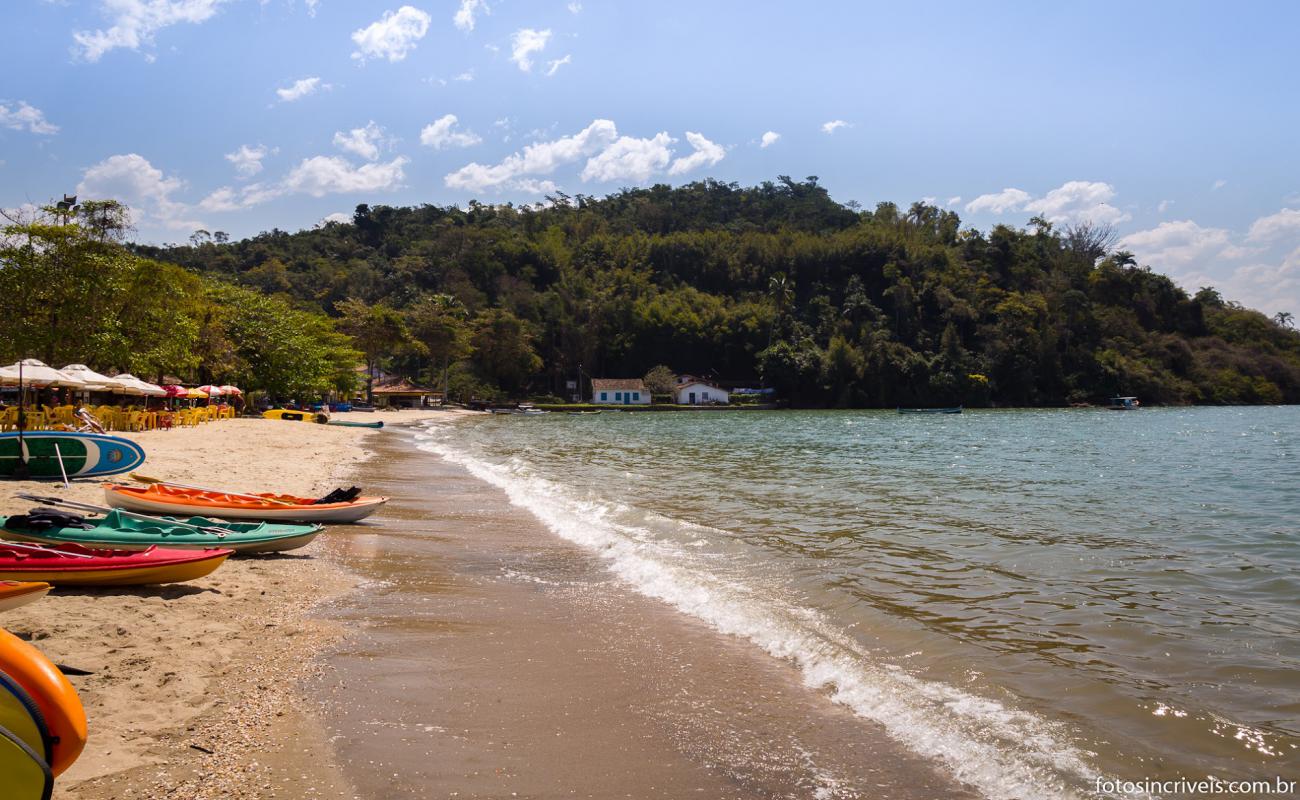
[591,378,650,405]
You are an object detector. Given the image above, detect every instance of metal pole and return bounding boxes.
[576,363,582,403]
[13,360,28,479]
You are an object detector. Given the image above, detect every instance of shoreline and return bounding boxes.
[0,410,462,799]
[306,419,980,799]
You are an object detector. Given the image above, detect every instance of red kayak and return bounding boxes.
[0,543,232,586]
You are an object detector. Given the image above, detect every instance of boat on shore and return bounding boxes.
[897,406,963,414]
[326,419,384,429]
[1,507,320,553]
[0,581,51,612]
[104,483,387,523]
[0,542,231,585]
[262,409,329,424]
[1106,396,1140,410]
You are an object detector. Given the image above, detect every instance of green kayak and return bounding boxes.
[0,510,322,554]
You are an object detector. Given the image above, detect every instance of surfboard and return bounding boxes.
[0,433,146,480]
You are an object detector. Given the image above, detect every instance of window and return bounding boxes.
[615,392,622,401]
[632,392,640,400]
[600,392,607,401]
[702,391,710,401]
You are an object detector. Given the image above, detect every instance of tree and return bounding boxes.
[408,294,473,396]
[336,298,414,401]
[643,364,677,395]
[469,308,542,396]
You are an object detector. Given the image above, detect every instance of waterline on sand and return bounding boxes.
[414,424,1119,800]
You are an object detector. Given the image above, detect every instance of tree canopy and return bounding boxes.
[54,178,1300,405]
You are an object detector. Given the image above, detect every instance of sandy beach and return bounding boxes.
[0,410,457,799]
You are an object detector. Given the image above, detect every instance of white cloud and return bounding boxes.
[0,101,59,135]
[1022,180,1130,225]
[760,131,780,148]
[76,153,198,229]
[420,115,481,149]
[1158,199,1174,213]
[510,28,550,72]
[667,131,724,176]
[198,180,280,212]
[445,118,617,192]
[821,120,849,134]
[582,132,674,183]
[304,0,319,17]
[73,0,228,62]
[453,70,474,82]
[333,121,388,161]
[1212,178,1227,191]
[1120,220,1236,269]
[276,76,328,102]
[453,0,488,31]
[225,144,270,178]
[946,196,962,207]
[545,55,572,77]
[1246,208,1300,243]
[320,211,352,226]
[965,188,1031,214]
[284,155,408,197]
[351,6,431,63]
[567,1,582,12]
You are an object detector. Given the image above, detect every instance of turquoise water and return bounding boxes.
[416,407,1299,798]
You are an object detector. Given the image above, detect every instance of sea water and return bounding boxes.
[413,407,1300,799]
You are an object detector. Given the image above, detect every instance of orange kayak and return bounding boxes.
[104,483,387,523]
[0,582,50,613]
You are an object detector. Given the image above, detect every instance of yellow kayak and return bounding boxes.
[0,629,87,777]
[262,409,328,424]
[0,724,50,800]
[0,583,51,614]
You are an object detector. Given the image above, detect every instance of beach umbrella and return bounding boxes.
[186,388,209,399]
[115,374,167,397]
[0,359,87,388]
[196,384,223,397]
[219,385,242,396]
[162,385,189,398]
[59,364,129,393]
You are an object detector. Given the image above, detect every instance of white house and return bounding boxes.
[674,380,729,405]
[591,378,651,405]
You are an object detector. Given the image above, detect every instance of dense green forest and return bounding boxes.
[132,178,1300,406]
[0,201,360,399]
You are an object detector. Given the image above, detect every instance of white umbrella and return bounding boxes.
[114,373,167,397]
[0,359,87,388]
[59,364,129,393]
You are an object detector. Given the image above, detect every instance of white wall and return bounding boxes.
[674,384,729,404]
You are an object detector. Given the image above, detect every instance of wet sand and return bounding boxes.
[310,426,979,799]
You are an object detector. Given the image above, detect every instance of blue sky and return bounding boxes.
[3,1,1298,315]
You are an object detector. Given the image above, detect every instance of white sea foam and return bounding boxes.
[415,427,1132,800]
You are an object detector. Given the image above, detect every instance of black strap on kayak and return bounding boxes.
[312,486,362,505]
[5,509,93,531]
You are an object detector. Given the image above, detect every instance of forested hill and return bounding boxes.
[138,178,1300,406]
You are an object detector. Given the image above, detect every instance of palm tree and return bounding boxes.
[767,272,794,348]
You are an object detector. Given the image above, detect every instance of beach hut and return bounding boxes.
[591,378,650,405]
[674,380,729,405]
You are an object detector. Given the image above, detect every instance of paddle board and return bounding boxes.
[0,433,146,480]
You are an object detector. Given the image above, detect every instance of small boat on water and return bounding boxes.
[897,407,963,414]
[1106,396,1140,410]
[0,581,51,612]
[0,507,319,553]
[104,483,387,524]
[0,541,231,585]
